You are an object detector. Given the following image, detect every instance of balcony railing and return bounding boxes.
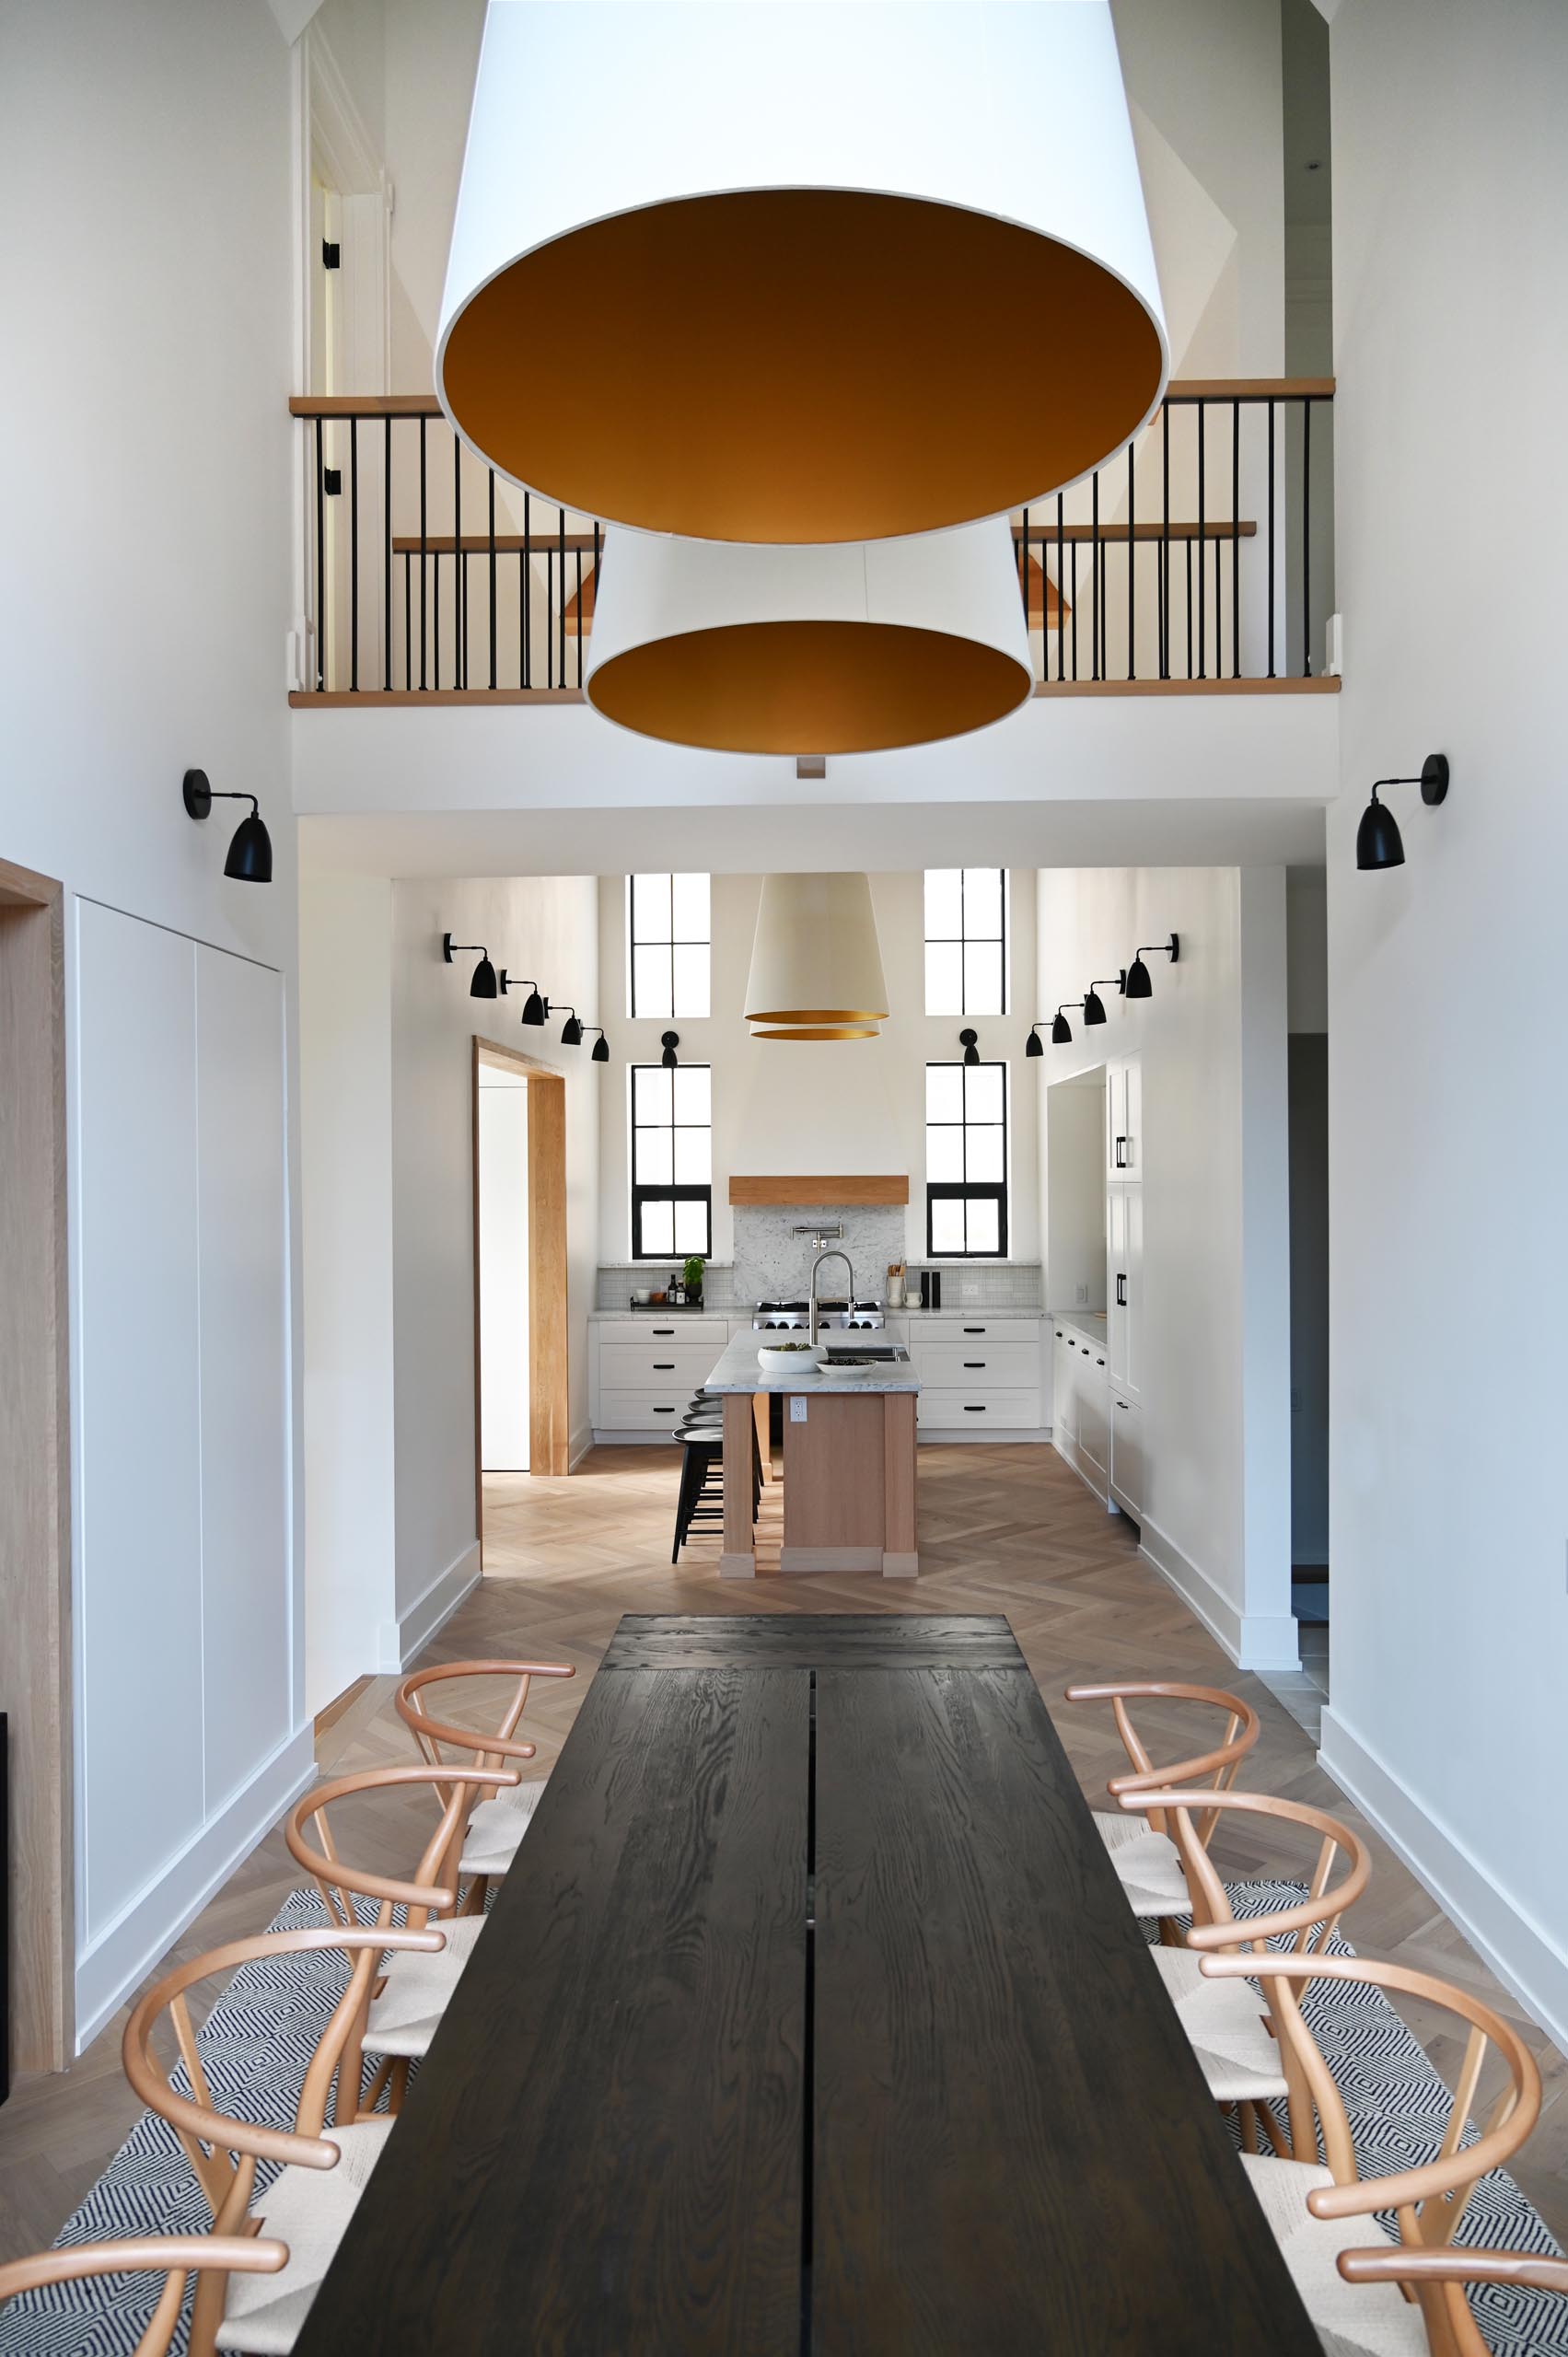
[287,379,1335,706]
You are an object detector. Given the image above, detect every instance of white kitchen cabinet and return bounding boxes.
[1109,1393,1144,1521]
[907,1314,1041,1343]
[1106,1056,1143,1179]
[596,1318,729,1351]
[1051,1328,1078,1444]
[918,1388,1043,1432]
[1107,1184,1143,1402]
[598,1341,721,1393]
[1076,1355,1110,1487]
[590,1316,729,1434]
[915,1341,1040,1387]
[909,1312,1046,1439]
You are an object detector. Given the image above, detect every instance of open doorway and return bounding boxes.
[472,1041,570,1559]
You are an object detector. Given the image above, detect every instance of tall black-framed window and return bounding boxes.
[923,867,1008,1016]
[628,873,711,1019]
[925,1060,1008,1257]
[631,1062,712,1260]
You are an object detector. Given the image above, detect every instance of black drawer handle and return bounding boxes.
[963,1325,985,1333]
[1117,1401,1130,1411]
[653,1326,675,1335]
[963,1404,986,1413]
[1097,1357,1106,1366]
[1115,1134,1128,1167]
[654,1362,675,1371]
[1116,1273,1127,1306]
[655,1405,677,1413]
[964,1361,986,1369]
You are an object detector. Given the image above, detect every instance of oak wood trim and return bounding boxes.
[1033,676,1341,697]
[290,689,586,707]
[0,855,73,2070]
[288,393,443,417]
[472,1041,573,1531]
[1165,377,1335,399]
[727,1174,910,1207]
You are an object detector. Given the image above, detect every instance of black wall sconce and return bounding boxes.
[183,770,273,883]
[558,1007,584,1046]
[583,1026,610,1064]
[959,1026,981,1067]
[1051,1000,1086,1045]
[1083,973,1125,1028]
[661,1030,680,1070]
[501,974,549,1025]
[442,933,498,998]
[1124,935,1179,999]
[1025,1021,1046,1060]
[1357,754,1449,870]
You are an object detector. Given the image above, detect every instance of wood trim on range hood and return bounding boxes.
[728,1175,909,1207]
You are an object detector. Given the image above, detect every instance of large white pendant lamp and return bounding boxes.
[438,1,1167,543]
[745,874,889,1041]
[583,516,1032,756]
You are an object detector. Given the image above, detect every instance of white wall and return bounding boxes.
[1320,0,1568,2049]
[0,2,308,2049]
[595,872,1040,1276]
[478,1068,530,1469]
[1034,866,1295,1668]
[299,873,396,1718]
[389,876,598,1631]
[1045,1076,1109,1316]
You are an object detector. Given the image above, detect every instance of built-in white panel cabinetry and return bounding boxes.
[1109,1395,1144,1520]
[76,905,293,1955]
[1107,1182,1143,1402]
[908,1314,1046,1437]
[589,1317,731,1433]
[1106,1055,1143,1179]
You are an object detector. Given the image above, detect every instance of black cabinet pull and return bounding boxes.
[963,1404,986,1412]
[1117,1400,1129,1411]
[1116,1273,1127,1306]
[655,1405,676,1413]
[1097,1357,1106,1367]
[963,1325,985,1334]
[653,1327,675,1335]
[963,1361,985,1369]
[1114,1133,1128,1167]
[654,1362,675,1371]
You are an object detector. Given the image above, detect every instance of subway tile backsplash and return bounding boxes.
[597,1213,1042,1311]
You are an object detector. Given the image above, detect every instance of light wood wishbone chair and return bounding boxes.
[1116,1784,1371,2155]
[1063,1678,1261,1936]
[395,1657,575,1910]
[122,1926,442,2355]
[0,2236,288,2357]
[1201,1951,1543,2357]
[285,1760,517,2107]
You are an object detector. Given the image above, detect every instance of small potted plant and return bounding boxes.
[682,1254,705,1308]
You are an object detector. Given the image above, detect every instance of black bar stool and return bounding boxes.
[672,1393,761,1562]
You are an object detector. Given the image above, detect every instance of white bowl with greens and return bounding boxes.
[757,1341,826,1377]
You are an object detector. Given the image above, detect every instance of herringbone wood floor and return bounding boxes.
[1,1441,1562,2266]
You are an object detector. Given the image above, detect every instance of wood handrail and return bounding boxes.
[1015,520,1256,543]
[287,377,1334,421]
[392,531,600,555]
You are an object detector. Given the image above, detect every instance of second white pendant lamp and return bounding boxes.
[437,1,1167,543]
[584,516,1033,757]
[745,874,889,1040]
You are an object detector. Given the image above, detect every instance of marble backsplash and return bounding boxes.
[732,1204,908,1305]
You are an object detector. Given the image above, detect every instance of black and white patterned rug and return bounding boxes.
[1,1882,1562,2355]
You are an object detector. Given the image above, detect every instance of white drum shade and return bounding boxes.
[584,517,1033,756]
[438,1,1167,542]
[745,875,889,1035]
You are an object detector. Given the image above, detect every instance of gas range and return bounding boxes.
[753,1299,886,1331]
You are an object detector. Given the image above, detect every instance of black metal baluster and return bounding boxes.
[575,543,584,688]
[517,550,525,688]
[383,416,392,691]
[1091,470,1100,680]
[1127,441,1135,681]
[557,507,566,687]
[1197,402,1206,679]
[522,490,531,688]
[1055,493,1064,685]
[453,435,462,688]
[1302,398,1313,676]
[1215,524,1223,677]
[418,419,428,691]
[1071,540,1078,680]
[488,469,497,691]
[1161,401,1170,679]
[349,416,359,692]
[593,520,601,682]
[403,552,411,691]
[1231,398,1240,679]
[1267,396,1276,678]
[546,550,553,690]
[314,416,325,690]
[1185,538,1193,679]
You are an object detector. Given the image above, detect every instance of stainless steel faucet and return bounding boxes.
[808,1245,856,1346]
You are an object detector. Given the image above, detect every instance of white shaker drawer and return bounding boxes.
[911,1316,1041,1343]
[917,1387,1042,1430]
[912,1341,1040,1387]
[598,1342,719,1391]
[597,1390,693,1431]
[595,1318,729,1350]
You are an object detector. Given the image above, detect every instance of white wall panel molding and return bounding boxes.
[1138,1511,1300,1673]
[380,1541,482,1674]
[75,1724,314,2054]
[1319,1708,1568,2058]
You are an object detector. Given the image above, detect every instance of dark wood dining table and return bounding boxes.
[294,1614,1321,2353]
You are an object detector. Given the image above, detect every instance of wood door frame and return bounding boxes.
[0,856,73,2069]
[472,1040,571,1541]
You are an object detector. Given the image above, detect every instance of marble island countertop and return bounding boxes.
[701,1333,921,1396]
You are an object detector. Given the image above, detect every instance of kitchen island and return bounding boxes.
[702,1332,920,1579]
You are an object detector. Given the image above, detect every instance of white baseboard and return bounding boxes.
[568,1422,594,1470]
[1318,1708,1568,2056]
[1053,1429,1117,1508]
[1137,1510,1301,1674]
[75,1724,316,2052]
[379,1540,482,1671]
[919,1427,1052,1446]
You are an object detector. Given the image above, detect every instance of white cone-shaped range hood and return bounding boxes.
[745,874,889,1039]
[438,1,1167,544]
[584,516,1033,756]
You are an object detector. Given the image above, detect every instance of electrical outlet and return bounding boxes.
[789,1397,807,1423]
[1074,1283,1089,1306]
